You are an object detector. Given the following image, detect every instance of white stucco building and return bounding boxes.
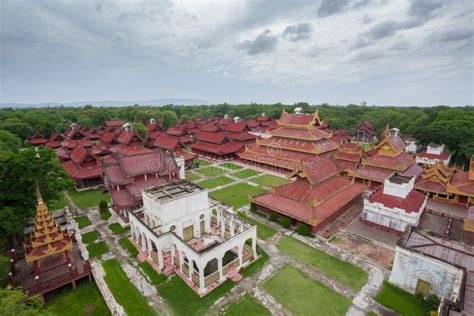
[416,144,451,166]
[361,173,427,233]
[390,227,473,315]
[128,180,258,296]
[403,135,418,154]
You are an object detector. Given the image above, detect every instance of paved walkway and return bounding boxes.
[67,192,172,315]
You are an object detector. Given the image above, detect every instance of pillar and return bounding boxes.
[157,249,164,269]
[238,245,244,268]
[171,244,175,266]
[188,258,193,280]
[252,237,257,258]
[217,256,224,280]
[230,220,235,237]
[221,219,226,238]
[199,263,205,291]
[147,238,152,259]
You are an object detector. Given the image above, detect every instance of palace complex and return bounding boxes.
[129,180,257,296]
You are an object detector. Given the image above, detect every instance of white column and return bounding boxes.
[157,248,164,269]
[188,258,193,280]
[147,238,152,259]
[217,256,224,280]
[141,234,147,251]
[171,244,175,265]
[238,245,244,267]
[230,220,235,237]
[199,263,205,292]
[252,237,257,258]
[221,219,226,238]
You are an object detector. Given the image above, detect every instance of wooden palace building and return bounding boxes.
[250,159,365,233]
[238,108,339,172]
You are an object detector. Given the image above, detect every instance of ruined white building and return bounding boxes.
[128,180,257,296]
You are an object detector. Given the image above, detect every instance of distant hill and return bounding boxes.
[0,98,212,108]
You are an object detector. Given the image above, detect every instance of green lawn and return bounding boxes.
[158,251,268,315]
[75,215,91,229]
[46,194,68,211]
[119,237,138,257]
[82,231,99,244]
[45,279,110,316]
[185,172,201,182]
[198,175,235,189]
[250,174,289,188]
[87,241,109,258]
[195,158,210,167]
[138,261,167,289]
[102,259,156,316]
[159,276,235,316]
[277,237,368,291]
[375,281,429,316]
[209,183,265,209]
[232,169,260,179]
[219,162,243,170]
[100,209,112,221]
[237,212,277,240]
[223,294,271,316]
[261,265,351,316]
[196,166,227,177]
[68,188,110,209]
[108,223,130,235]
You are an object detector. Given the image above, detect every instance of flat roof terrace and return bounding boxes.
[144,180,204,203]
[389,173,412,184]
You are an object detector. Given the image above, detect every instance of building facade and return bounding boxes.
[416,144,451,166]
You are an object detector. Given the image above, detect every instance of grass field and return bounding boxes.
[195,159,210,167]
[185,172,201,182]
[68,188,110,209]
[277,237,368,291]
[47,194,68,211]
[87,241,109,258]
[223,294,271,316]
[45,279,110,316]
[108,223,130,235]
[237,212,277,240]
[232,169,260,179]
[261,265,351,316]
[196,166,227,177]
[209,183,265,209]
[241,246,269,278]
[102,259,156,316]
[198,175,235,189]
[82,231,99,244]
[375,281,428,316]
[100,209,112,221]
[250,174,289,188]
[159,276,235,316]
[219,162,243,170]
[119,237,138,257]
[75,215,91,229]
[138,261,167,289]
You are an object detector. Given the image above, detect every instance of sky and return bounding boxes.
[0,0,473,106]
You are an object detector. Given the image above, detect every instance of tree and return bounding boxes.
[0,287,54,316]
[132,122,148,140]
[0,131,21,153]
[296,223,310,236]
[161,110,178,131]
[0,120,32,145]
[267,212,277,222]
[0,147,71,238]
[99,200,108,213]
[179,114,191,122]
[279,216,292,228]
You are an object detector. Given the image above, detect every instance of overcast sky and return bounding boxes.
[1,0,473,106]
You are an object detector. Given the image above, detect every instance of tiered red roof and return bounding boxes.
[368,186,426,213]
[28,133,49,146]
[61,145,101,181]
[102,149,179,210]
[251,159,365,230]
[351,127,423,184]
[354,120,375,142]
[239,110,338,171]
[334,142,364,172]
[415,162,453,194]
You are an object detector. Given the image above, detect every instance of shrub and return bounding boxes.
[267,212,277,222]
[296,223,310,236]
[250,203,257,212]
[99,200,108,212]
[279,216,291,228]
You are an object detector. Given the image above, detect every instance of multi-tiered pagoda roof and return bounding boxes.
[238,109,339,171]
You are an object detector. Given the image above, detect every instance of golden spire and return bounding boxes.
[383,124,390,137]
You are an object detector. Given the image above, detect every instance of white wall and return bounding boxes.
[390,246,464,301]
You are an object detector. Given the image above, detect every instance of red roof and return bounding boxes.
[29,133,48,145]
[279,112,316,126]
[70,146,88,165]
[154,135,179,151]
[190,141,243,155]
[417,151,450,160]
[270,126,331,140]
[256,115,271,122]
[101,132,115,143]
[196,131,226,144]
[166,127,184,137]
[226,132,257,142]
[300,159,339,184]
[225,122,246,133]
[117,131,141,146]
[105,120,125,127]
[368,186,426,213]
[450,172,474,195]
[45,141,62,149]
[200,124,220,133]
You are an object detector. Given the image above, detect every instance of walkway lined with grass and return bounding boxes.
[237,212,277,240]
[223,294,271,316]
[67,188,110,209]
[375,281,429,316]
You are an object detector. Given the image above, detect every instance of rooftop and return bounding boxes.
[144,180,204,203]
[388,173,412,185]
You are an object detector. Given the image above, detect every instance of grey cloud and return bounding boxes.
[317,0,372,17]
[282,23,313,41]
[238,29,277,55]
[351,49,385,61]
[430,27,473,43]
[362,14,375,24]
[408,0,443,18]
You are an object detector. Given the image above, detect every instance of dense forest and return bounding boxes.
[0,103,473,164]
